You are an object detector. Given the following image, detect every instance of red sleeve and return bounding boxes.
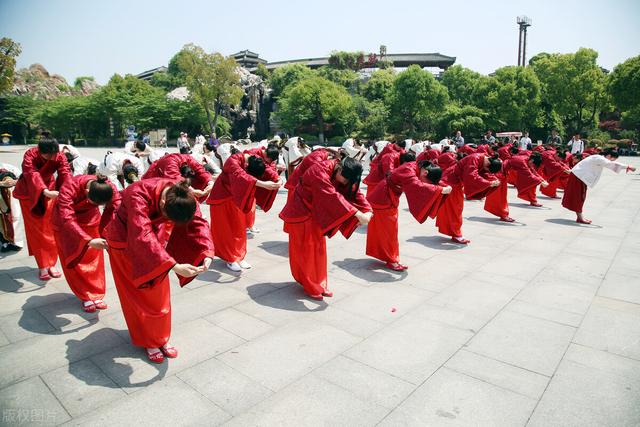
[255,166,280,213]
[52,179,93,268]
[403,176,445,223]
[166,215,215,287]
[13,150,48,214]
[55,153,73,190]
[99,181,122,236]
[228,155,258,212]
[507,157,543,191]
[380,152,399,176]
[462,155,493,199]
[309,167,358,237]
[186,156,212,191]
[126,189,176,287]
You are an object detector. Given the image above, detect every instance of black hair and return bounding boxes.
[122,163,139,184]
[247,155,266,178]
[510,146,520,155]
[179,146,192,155]
[488,155,502,173]
[456,152,467,161]
[230,146,241,155]
[179,164,196,179]
[86,162,98,175]
[88,175,114,205]
[418,160,443,185]
[38,135,59,155]
[338,157,363,198]
[64,152,75,164]
[602,149,619,159]
[442,145,450,153]
[529,153,543,168]
[135,141,147,152]
[203,163,216,175]
[204,141,215,153]
[399,152,416,164]
[556,150,567,159]
[163,182,196,223]
[395,140,407,149]
[265,143,280,162]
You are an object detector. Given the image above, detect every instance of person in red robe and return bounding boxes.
[436,153,502,243]
[363,140,406,195]
[104,179,214,363]
[243,144,284,235]
[458,153,511,222]
[280,156,372,299]
[284,148,341,204]
[366,154,450,270]
[0,165,22,252]
[207,152,282,272]
[437,151,458,171]
[142,153,214,201]
[505,151,548,207]
[497,142,513,161]
[52,175,121,312]
[539,148,571,198]
[13,134,72,280]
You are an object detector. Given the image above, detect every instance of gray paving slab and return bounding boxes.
[0,377,71,426]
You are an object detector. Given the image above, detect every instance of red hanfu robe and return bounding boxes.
[459,153,495,200]
[243,147,282,229]
[206,153,279,262]
[142,153,212,202]
[13,148,72,268]
[416,149,441,164]
[437,152,457,171]
[540,150,570,198]
[366,162,445,264]
[52,175,121,301]
[561,173,587,213]
[497,146,512,161]
[458,145,476,155]
[104,178,214,348]
[505,155,543,204]
[285,149,328,201]
[363,144,404,195]
[436,164,464,238]
[280,158,370,297]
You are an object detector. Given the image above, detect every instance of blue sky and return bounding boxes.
[1,0,639,84]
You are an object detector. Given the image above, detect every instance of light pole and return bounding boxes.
[517,16,532,66]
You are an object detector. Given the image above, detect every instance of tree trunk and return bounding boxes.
[212,103,220,138]
[204,105,215,137]
[317,111,325,143]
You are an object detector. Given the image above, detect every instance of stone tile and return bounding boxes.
[0,328,8,347]
[314,355,415,410]
[329,257,412,287]
[346,316,472,384]
[0,309,56,343]
[333,284,434,323]
[91,318,242,392]
[467,310,575,376]
[516,280,595,315]
[428,276,518,320]
[0,287,74,317]
[35,297,102,330]
[598,271,640,305]
[445,349,549,400]
[177,357,273,416]
[217,319,359,391]
[403,303,488,333]
[573,298,640,361]
[400,255,471,292]
[170,285,249,326]
[66,376,230,426]
[479,254,549,281]
[529,345,640,427]
[0,324,124,389]
[0,377,71,426]
[40,359,126,417]
[204,308,274,341]
[380,367,537,426]
[506,299,583,327]
[225,374,389,427]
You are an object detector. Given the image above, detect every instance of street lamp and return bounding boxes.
[517,16,532,66]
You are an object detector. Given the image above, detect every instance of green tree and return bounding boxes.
[269,64,316,99]
[254,63,271,81]
[608,55,640,130]
[328,51,365,70]
[436,104,487,141]
[531,48,608,133]
[0,38,21,95]
[441,65,486,106]
[474,66,541,131]
[277,76,356,142]
[361,69,395,102]
[317,66,359,91]
[387,65,449,135]
[0,95,42,143]
[177,44,244,137]
[353,96,389,140]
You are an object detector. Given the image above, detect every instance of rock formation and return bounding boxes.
[12,64,99,100]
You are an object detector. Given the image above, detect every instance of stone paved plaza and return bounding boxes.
[0,146,639,426]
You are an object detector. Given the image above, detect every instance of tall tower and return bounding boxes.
[517,16,532,66]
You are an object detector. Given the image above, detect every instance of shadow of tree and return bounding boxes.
[333,258,407,283]
[246,282,328,312]
[406,236,465,251]
[65,329,167,388]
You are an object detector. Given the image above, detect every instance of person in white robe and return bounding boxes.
[0,162,24,251]
[97,152,144,191]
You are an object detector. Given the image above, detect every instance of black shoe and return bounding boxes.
[1,243,22,252]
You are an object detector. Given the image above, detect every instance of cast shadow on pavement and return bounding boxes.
[509,202,553,210]
[66,329,167,388]
[20,294,99,334]
[258,241,289,258]
[406,236,465,251]
[545,218,603,228]
[0,267,47,292]
[333,258,407,283]
[466,216,527,226]
[246,282,328,312]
